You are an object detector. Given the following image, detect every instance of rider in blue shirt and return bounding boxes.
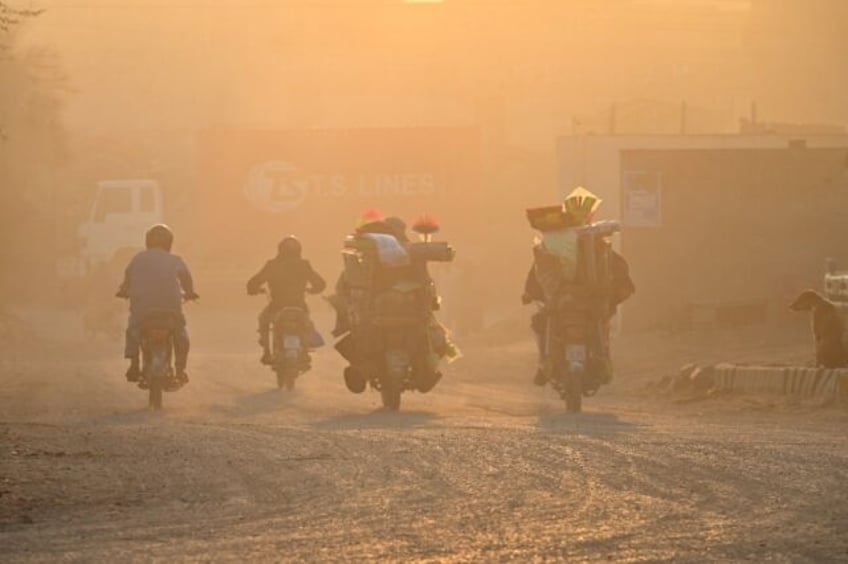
[117,224,198,383]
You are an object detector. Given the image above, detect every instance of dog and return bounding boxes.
[789,289,847,368]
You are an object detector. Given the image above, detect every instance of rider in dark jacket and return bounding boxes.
[523,243,634,317]
[246,236,326,364]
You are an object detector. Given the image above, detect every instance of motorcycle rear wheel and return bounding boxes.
[147,365,164,410]
[380,384,401,411]
[144,348,169,410]
[380,367,402,411]
[275,366,297,391]
[563,368,583,414]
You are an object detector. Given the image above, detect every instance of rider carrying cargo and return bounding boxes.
[117,224,198,384]
[522,187,635,387]
[331,211,457,394]
[329,213,407,337]
[246,236,326,365]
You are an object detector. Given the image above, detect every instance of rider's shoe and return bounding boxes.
[162,370,188,392]
[344,365,367,394]
[533,367,547,387]
[416,369,442,393]
[300,352,312,371]
[125,361,141,383]
[331,322,350,338]
[260,350,273,365]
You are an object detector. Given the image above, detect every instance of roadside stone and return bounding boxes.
[672,363,699,392]
[691,365,715,394]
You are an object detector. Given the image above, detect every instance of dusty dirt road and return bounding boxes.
[2,311,847,562]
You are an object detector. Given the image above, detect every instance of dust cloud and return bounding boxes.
[2,0,846,317]
[3,2,848,559]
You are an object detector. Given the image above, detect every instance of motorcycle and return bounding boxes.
[269,305,313,391]
[336,230,454,411]
[366,283,436,410]
[117,289,195,410]
[253,289,318,391]
[536,288,608,413]
[138,310,187,410]
[341,284,443,411]
[529,221,620,413]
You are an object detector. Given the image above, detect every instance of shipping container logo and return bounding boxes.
[244,160,308,213]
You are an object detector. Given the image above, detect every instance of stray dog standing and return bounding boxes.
[789,289,847,368]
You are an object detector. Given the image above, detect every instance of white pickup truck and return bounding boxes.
[825,272,848,299]
[61,179,164,277]
[825,258,848,320]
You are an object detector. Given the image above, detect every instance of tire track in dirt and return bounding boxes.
[4,338,848,561]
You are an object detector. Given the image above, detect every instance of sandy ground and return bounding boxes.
[2,308,848,562]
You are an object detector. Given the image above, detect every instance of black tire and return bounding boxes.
[380,364,403,411]
[380,381,401,411]
[147,356,165,410]
[275,364,297,391]
[274,356,298,392]
[149,377,163,409]
[344,366,367,394]
[381,349,409,410]
[564,369,583,414]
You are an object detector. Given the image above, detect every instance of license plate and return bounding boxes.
[283,335,301,349]
[566,344,587,362]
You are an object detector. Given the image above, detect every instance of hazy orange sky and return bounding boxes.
[17,0,848,149]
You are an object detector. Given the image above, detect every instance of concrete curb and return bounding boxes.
[713,363,848,402]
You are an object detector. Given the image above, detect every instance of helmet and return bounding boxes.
[145,224,174,251]
[384,216,409,243]
[278,235,302,258]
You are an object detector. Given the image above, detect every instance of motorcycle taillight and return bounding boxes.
[144,328,171,342]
